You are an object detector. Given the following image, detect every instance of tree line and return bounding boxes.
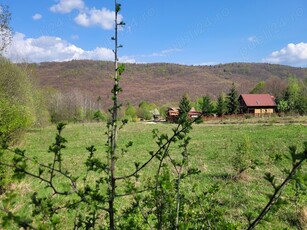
[191,76,307,117]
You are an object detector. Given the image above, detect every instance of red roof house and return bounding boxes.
[239,94,276,115]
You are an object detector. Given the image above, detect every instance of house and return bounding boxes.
[166,107,201,122]
[239,94,276,115]
[188,107,202,119]
[166,107,180,122]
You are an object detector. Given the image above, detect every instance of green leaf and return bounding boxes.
[116,3,121,13]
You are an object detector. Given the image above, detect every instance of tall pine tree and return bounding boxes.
[202,95,214,116]
[226,83,239,114]
[179,93,191,114]
[216,92,227,116]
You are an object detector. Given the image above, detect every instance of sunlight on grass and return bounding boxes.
[5,121,307,229]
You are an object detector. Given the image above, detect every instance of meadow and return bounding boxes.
[3,119,307,229]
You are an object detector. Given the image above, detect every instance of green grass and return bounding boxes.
[2,121,307,229]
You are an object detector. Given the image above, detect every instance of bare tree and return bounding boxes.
[0,4,12,54]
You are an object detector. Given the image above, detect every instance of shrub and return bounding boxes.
[93,110,107,122]
[232,136,258,180]
[0,58,36,142]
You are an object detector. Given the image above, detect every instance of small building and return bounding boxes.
[166,107,201,122]
[188,107,202,119]
[239,94,276,115]
[151,108,162,121]
[166,107,180,122]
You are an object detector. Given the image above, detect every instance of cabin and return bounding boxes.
[166,107,201,122]
[239,94,276,115]
[188,107,201,119]
[166,107,180,122]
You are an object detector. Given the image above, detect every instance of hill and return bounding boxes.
[27,60,307,108]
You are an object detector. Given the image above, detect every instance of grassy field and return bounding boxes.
[2,120,307,229]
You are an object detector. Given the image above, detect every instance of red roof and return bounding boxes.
[240,94,276,107]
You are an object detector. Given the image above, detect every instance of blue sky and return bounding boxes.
[2,0,307,67]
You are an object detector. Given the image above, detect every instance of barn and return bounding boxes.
[239,94,277,115]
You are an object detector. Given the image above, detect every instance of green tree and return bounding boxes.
[250,81,266,94]
[284,76,300,112]
[192,97,203,112]
[295,86,307,115]
[93,110,107,122]
[216,92,227,116]
[179,93,191,115]
[226,83,239,114]
[201,95,214,116]
[277,99,289,113]
[125,103,137,121]
[232,136,258,180]
[0,58,45,196]
[159,105,168,119]
[137,101,155,120]
[0,58,37,141]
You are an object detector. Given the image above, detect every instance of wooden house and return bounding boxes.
[166,107,201,122]
[166,107,180,122]
[239,94,276,115]
[188,107,201,119]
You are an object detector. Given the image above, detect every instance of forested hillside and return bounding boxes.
[27,60,307,108]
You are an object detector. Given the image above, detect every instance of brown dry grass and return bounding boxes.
[0,181,33,213]
[8,180,33,196]
[299,206,307,228]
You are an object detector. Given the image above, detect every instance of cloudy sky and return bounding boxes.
[2,0,307,67]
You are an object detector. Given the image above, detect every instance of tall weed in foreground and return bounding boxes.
[0,1,204,229]
[232,136,259,180]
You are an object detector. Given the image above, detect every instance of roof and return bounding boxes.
[151,108,160,116]
[240,94,276,107]
[168,107,179,112]
[189,107,197,112]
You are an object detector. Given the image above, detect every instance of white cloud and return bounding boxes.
[119,56,136,64]
[50,0,122,30]
[71,34,79,40]
[5,32,115,63]
[50,0,84,13]
[263,42,307,67]
[149,48,182,57]
[74,8,122,30]
[197,62,218,66]
[248,36,258,43]
[32,13,42,20]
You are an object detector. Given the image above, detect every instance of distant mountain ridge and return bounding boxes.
[29,60,307,108]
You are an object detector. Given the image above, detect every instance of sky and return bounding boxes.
[1,0,307,67]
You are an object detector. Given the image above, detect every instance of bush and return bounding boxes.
[93,110,107,122]
[0,58,36,142]
[0,58,48,194]
[232,136,258,179]
[124,104,137,121]
[0,98,30,143]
